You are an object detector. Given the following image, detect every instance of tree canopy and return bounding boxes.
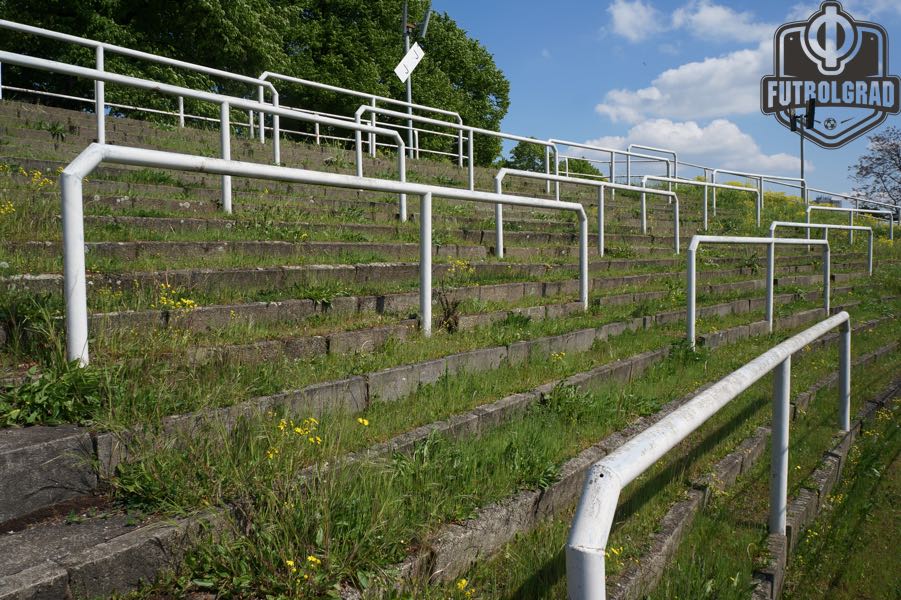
[504,140,603,178]
[0,0,510,164]
[851,126,901,213]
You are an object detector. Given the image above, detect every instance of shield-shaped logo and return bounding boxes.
[761,1,900,148]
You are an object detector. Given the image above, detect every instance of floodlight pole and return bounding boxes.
[799,119,807,205]
[403,1,414,159]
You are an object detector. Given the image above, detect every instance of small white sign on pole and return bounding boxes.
[394,42,425,83]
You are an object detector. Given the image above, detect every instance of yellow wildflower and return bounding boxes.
[306,555,321,567]
[456,579,468,591]
[357,417,370,427]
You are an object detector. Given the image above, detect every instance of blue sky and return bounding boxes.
[430,0,901,197]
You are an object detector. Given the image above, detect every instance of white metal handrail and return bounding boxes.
[60,143,589,366]
[549,139,672,202]
[712,168,806,212]
[686,235,831,347]
[807,205,895,243]
[356,105,557,193]
[642,175,762,229]
[258,70,464,163]
[0,18,277,145]
[496,168,681,255]
[770,221,873,276]
[566,311,852,599]
[628,144,677,191]
[0,50,411,220]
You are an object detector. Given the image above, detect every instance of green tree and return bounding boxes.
[565,158,603,179]
[0,1,510,163]
[505,139,548,172]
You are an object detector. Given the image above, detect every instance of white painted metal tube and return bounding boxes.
[598,186,605,257]
[629,144,676,191]
[0,51,389,165]
[61,144,588,365]
[420,192,432,337]
[566,310,851,599]
[643,175,761,228]
[839,320,851,431]
[494,176,504,258]
[220,103,232,214]
[770,356,791,535]
[806,205,894,242]
[686,235,831,348]
[94,46,104,144]
[770,222,874,276]
[496,169,681,254]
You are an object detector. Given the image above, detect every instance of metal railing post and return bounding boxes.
[769,355,791,535]
[369,98,377,157]
[766,239,775,332]
[248,109,254,138]
[867,230,874,275]
[354,115,364,177]
[641,186,648,234]
[494,176,504,258]
[457,119,464,168]
[468,132,475,191]
[95,46,105,144]
[687,244,697,348]
[823,244,831,315]
[545,146,552,195]
[610,153,616,202]
[257,85,265,143]
[272,91,281,165]
[839,320,851,431]
[0,62,3,99]
[849,210,854,244]
[598,185,605,257]
[220,102,232,214]
[579,211,589,309]
[674,194,680,254]
[703,186,708,230]
[315,122,320,145]
[399,149,407,223]
[61,170,89,366]
[420,192,432,337]
[177,96,185,128]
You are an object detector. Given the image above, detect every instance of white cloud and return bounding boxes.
[583,118,811,174]
[608,0,664,42]
[788,1,901,21]
[596,40,771,124]
[607,0,775,44]
[672,1,775,43]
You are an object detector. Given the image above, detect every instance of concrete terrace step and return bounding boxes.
[0,254,870,297]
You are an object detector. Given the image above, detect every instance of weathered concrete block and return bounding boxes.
[0,426,98,524]
[368,365,419,403]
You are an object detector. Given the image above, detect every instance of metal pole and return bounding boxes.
[258,85,265,143]
[457,120,464,168]
[687,245,696,349]
[545,146,552,195]
[272,92,281,165]
[369,98,377,157]
[839,320,851,431]
[598,185,605,256]
[849,211,854,244]
[95,46,105,144]
[61,171,89,366]
[399,149,407,222]
[177,96,185,128]
[800,120,806,208]
[468,132,475,191]
[555,148,561,201]
[674,194,680,255]
[404,21,414,159]
[420,192,432,337]
[823,245,831,315]
[626,153,631,189]
[354,116,364,177]
[610,153,616,202]
[641,186,647,234]
[494,177,504,258]
[766,240,775,332]
[770,356,791,535]
[0,62,3,99]
[220,103,232,214]
[579,212,589,310]
[703,186,708,230]
[867,230,873,275]
[249,109,254,139]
